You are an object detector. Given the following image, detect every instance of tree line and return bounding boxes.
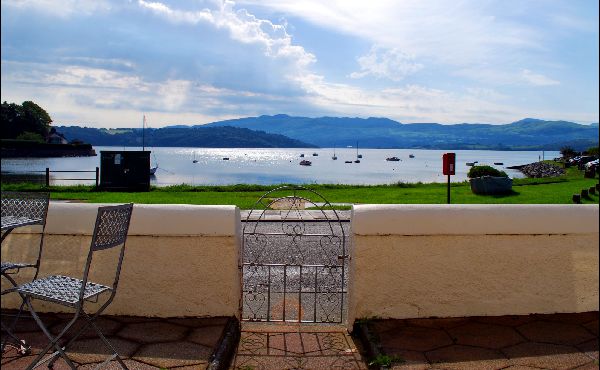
[1,101,53,142]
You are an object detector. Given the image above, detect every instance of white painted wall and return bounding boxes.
[2,203,241,317]
[348,204,599,328]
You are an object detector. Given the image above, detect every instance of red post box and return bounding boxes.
[443,153,456,175]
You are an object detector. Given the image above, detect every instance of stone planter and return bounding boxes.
[469,176,513,195]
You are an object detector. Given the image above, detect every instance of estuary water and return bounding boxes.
[1,147,558,186]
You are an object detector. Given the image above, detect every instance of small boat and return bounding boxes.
[332,145,337,160]
[354,159,361,163]
[300,154,305,157]
[355,141,361,162]
[192,152,198,163]
[386,157,401,161]
[300,160,312,166]
[494,162,504,165]
[409,154,415,158]
[223,157,229,160]
[345,160,352,163]
[149,166,158,175]
[466,162,475,166]
[312,153,318,156]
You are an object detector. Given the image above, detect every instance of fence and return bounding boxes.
[0,168,99,187]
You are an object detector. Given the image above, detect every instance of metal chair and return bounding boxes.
[17,203,134,369]
[1,191,50,354]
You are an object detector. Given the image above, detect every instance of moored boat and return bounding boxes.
[386,157,401,161]
[300,160,312,166]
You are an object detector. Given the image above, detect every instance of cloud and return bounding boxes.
[521,69,560,86]
[350,46,423,81]
[137,0,315,69]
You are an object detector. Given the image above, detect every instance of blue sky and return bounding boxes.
[1,0,598,128]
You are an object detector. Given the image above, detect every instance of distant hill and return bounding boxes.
[201,115,598,150]
[56,125,317,148]
[57,115,598,150]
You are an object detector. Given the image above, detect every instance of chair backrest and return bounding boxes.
[1,191,50,225]
[80,203,134,302]
[90,203,134,251]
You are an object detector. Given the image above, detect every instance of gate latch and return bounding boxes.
[337,255,350,261]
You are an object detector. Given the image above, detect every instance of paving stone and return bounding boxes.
[517,320,595,346]
[426,344,509,369]
[378,325,453,352]
[370,319,406,334]
[133,341,212,368]
[167,316,229,328]
[382,349,429,369]
[536,312,599,325]
[117,321,189,343]
[447,322,524,349]
[473,315,536,327]
[187,325,225,347]
[66,337,139,364]
[78,359,160,369]
[404,317,469,329]
[576,338,599,360]
[503,342,592,370]
[50,316,122,339]
[583,319,599,336]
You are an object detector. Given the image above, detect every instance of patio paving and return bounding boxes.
[359,311,599,370]
[1,310,232,369]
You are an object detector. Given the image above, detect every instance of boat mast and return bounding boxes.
[142,114,146,152]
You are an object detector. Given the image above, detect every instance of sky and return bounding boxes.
[1,0,598,128]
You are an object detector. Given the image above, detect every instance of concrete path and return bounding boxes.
[360,311,599,369]
[1,311,231,369]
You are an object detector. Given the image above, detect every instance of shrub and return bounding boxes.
[468,165,508,178]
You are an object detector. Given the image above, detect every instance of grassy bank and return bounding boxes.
[2,163,598,208]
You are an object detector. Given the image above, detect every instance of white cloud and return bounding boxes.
[350,46,423,81]
[521,69,560,86]
[137,0,315,69]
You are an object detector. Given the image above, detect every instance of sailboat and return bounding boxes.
[354,142,361,163]
[143,115,159,175]
[332,145,338,160]
[193,152,198,163]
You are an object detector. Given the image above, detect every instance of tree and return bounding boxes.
[1,100,52,139]
[559,146,577,159]
[585,146,599,156]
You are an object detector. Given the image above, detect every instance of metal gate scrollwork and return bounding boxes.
[241,186,348,324]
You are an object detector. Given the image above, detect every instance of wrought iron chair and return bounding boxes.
[1,191,50,354]
[17,203,134,369]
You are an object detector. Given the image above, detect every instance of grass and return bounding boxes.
[2,163,598,208]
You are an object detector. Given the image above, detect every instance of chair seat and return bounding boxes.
[17,275,110,307]
[1,262,35,274]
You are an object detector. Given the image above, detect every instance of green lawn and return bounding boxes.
[2,163,598,208]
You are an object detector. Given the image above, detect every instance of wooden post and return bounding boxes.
[95,167,99,188]
[45,167,50,187]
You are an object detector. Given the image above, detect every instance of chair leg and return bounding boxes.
[47,310,129,370]
[24,298,79,370]
[1,273,32,355]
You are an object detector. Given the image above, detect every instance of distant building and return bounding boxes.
[47,128,68,144]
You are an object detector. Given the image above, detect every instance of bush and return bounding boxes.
[468,165,508,178]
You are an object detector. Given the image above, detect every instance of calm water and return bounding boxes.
[1,147,558,186]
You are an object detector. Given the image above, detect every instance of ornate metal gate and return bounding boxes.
[241,186,348,323]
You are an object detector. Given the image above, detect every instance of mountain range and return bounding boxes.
[57,115,598,150]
